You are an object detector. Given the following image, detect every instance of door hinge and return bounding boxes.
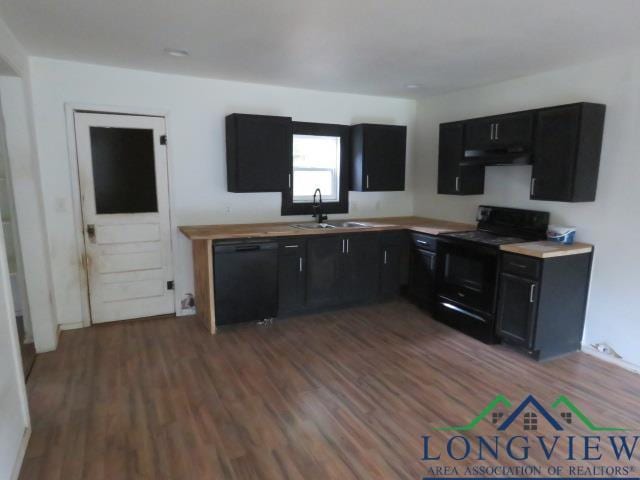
[167,280,174,290]
[160,135,167,145]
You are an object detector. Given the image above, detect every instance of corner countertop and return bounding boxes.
[178,216,475,240]
[500,241,593,259]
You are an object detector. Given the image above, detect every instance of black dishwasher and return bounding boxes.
[213,240,278,325]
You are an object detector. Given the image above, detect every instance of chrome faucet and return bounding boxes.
[312,188,327,223]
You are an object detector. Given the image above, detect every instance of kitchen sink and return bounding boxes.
[290,223,336,229]
[290,221,374,230]
[326,221,373,228]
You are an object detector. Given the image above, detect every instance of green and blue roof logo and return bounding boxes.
[436,394,625,432]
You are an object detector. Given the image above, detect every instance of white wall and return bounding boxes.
[0,94,30,480]
[0,76,58,352]
[27,57,417,326]
[414,52,640,366]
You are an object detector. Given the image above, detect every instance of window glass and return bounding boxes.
[90,127,158,214]
[292,134,340,203]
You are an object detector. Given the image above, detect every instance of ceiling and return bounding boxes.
[1,0,639,98]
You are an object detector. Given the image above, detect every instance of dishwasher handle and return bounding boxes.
[214,242,278,254]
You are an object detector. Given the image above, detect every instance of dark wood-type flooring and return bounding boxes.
[19,300,640,479]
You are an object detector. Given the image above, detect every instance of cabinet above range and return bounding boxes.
[438,102,606,202]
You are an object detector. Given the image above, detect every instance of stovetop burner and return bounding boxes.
[442,230,526,246]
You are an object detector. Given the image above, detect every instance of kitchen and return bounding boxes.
[1,1,640,479]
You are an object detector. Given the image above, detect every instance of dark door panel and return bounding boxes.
[343,234,380,304]
[306,236,343,308]
[531,105,580,201]
[496,273,538,348]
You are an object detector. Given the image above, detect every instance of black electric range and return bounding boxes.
[435,206,549,343]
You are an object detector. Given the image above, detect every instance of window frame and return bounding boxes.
[281,122,349,216]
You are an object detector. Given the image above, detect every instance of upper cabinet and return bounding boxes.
[465,112,534,150]
[437,102,605,202]
[350,124,407,191]
[438,122,485,195]
[225,113,292,192]
[531,103,605,202]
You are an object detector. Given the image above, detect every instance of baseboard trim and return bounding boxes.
[59,321,85,331]
[581,344,640,375]
[10,427,31,480]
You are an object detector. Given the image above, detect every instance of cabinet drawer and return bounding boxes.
[410,233,437,251]
[279,239,306,256]
[501,253,540,278]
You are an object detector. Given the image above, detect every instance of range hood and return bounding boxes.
[461,148,532,166]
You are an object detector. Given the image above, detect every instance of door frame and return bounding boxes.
[64,104,178,327]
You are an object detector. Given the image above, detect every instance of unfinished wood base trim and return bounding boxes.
[192,239,215,334]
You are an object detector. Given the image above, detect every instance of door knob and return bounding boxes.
[86,224,96,242]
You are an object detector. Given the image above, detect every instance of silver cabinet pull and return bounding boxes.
[529,284,536,303]
[495,122,499,140]
[346,238,350,253]
[284,244,298,249]
[342,239,345,253]
[366,174,370,190]
[288,173,292,189]
[530,178,536,196]
[383,249,388,264]
[299,257,303,272]
[490,123,495,140]
[416,239,427,245]
[455,176,460,192]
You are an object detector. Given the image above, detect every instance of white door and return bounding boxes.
[74,112,174,323]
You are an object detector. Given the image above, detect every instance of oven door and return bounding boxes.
[437,241,498,316]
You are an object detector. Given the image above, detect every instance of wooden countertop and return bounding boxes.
[500,241,593,259]
[179,216,475,240]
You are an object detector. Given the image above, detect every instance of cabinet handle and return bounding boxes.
[509,262,527,269]
[299,257,303,272]
[288,173,292,189]
[383,249,388,264]
[342,239,345,253]
[490,123,495,140]
[416,240,427,245]
[346,238,350,253]
[284,244,298,249]
[430,255,435,270]
[455,176,460,192]
[529,284,536,303]
[366,174,370,190]
[530,178,536,196]
[495,122,499,140]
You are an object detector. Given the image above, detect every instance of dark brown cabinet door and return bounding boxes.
[466,112,533,150]
[278,241,306,314]
[531,105,580,201]
[496,273,538,348]
[342,234,380,304]
[226,114,292,192]
[351,124,406,191]
[306,236,344,309]
[438,122,484,195]
[380,244,402,298]
[408,249,437,306]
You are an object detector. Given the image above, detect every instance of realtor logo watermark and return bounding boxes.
[421,394,638,478]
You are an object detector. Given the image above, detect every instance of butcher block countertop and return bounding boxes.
[179,216,475,240]
[500,241,593,259]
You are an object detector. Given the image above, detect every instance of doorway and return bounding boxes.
[73,112,175,324]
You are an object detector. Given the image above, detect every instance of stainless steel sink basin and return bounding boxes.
[325,221,373,228]
[290,221,374,230]
[290,223,336,230]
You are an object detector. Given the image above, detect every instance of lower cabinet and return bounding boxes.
[496,273,538,348]
[305,232,380,310]
[379,231,409,298]
[278,239,307,315]
[496,251,592,360]
[407,233,438,309]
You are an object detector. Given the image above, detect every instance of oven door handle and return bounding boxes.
[440,302,487,324]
